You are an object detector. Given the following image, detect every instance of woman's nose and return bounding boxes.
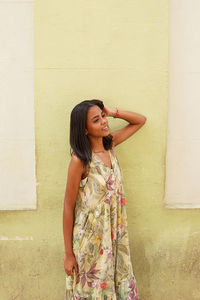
[101,118,106,125]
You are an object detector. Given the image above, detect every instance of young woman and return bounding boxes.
[63,99,146,299]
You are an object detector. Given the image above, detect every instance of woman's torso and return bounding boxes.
[72,148,125,249]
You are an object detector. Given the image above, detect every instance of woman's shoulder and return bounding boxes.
[69,153,85,174]
[71,153,89,179]
[71,153,82,165]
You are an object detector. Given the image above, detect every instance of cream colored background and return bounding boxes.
[1,1,200,299]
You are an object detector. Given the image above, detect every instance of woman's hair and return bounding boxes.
[70,99,113,167]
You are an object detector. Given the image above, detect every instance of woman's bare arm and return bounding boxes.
[103,106,147,147]
[63,154,84,255]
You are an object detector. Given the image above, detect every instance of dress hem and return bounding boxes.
[65,289,118,300]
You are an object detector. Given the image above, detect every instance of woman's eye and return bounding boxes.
[94,114,105,123]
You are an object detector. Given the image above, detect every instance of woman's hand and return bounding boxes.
[64,252,79,276]
[103,105,115,117]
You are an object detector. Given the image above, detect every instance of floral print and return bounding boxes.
[65,148,140,300]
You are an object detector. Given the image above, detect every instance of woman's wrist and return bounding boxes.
[109,108,118,118]
[113,107,119,118]
[103,105,119,118]
[65,250,74,256]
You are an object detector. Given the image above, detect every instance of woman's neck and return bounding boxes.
[89,137,105,152]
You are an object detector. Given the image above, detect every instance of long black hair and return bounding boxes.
[70,99,113,167]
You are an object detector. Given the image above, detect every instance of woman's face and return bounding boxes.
[85,105,110,138]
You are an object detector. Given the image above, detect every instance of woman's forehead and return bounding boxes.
[87,105,102,118]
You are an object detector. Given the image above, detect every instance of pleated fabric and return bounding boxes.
[65,147,140,300]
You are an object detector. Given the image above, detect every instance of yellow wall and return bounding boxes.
[1,1,200,299]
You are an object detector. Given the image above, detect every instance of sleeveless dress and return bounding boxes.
[65,147,140,300]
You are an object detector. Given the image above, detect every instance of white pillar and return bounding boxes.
[165,0,200,208]
[0,0,36,210]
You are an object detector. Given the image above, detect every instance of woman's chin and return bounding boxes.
[103,132,110,137]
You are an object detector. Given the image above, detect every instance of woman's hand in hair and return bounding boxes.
[102,105,115,118]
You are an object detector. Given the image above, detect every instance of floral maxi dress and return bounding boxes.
[65,148,140,300]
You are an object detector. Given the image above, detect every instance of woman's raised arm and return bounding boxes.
[103,105,147,147]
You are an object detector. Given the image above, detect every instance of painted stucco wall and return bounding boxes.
[1,1,200,299]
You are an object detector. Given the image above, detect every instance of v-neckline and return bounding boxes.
[92,149,113,170]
